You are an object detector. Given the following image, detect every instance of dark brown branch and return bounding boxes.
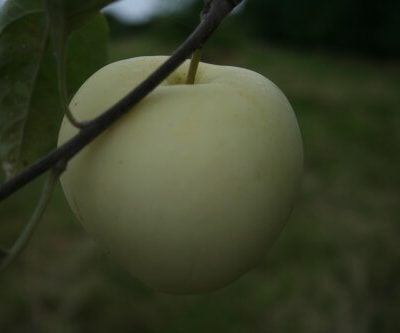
[0,0,242,201]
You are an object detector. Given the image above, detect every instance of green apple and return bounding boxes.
[58,56,303,294]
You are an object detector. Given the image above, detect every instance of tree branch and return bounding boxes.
[0,0,242,202]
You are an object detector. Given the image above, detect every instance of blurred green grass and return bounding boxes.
[1,30,399,333]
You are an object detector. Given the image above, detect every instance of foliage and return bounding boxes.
[0,0,110,178]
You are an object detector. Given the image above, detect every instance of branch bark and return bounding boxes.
[0,0,242,201]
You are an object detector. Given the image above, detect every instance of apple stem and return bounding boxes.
[186,48,202,84]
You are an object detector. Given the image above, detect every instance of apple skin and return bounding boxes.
[58,56,303,294]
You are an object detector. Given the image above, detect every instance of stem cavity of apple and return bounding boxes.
[186,48,202,85]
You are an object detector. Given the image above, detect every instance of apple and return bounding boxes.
[58,56,303,294]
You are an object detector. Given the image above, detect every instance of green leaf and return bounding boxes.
[0,0,109,178]
[0,0,49,177]
[45,0,116,33]
[45,0,112,126]
[66,15,109,99]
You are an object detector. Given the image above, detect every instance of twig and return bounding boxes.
[56,45,88,129]
[0,164,63,271]
[0,0,242,202]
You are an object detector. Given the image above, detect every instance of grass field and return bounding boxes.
[1,29,399,332]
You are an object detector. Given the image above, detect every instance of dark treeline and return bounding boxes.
[243,0,400,57]
[106,0,400,58]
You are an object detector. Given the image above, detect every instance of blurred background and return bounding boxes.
[1,0,399,332]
